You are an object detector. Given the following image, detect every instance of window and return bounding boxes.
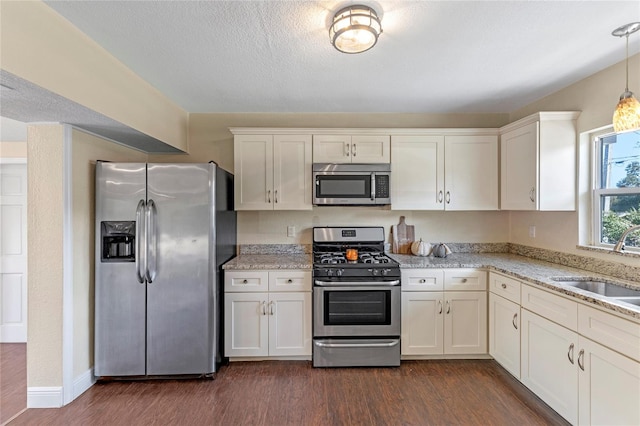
[593,130,640,250]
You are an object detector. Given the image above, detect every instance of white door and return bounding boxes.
[273,135,312,210]
[0,163,28,342]
[224,292,269,357]
[489,293,521,378]
[268,292,312,356]
[444,135,498,210]
[401,291,444,355]
[500,122,538,210]
[351,135,390,163]
[312,135,351,163]
[391,135,445,210]
[234,135,274,210]
[444,291,487,354]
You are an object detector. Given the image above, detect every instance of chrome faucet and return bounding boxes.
[613,224,640,252]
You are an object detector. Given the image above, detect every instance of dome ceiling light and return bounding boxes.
[329,5,382,54]
[612,22,640,133]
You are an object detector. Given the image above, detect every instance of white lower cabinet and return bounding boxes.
[521,309,579,424]
[489,292,521,378]
[401,269,487,356]
[224,270,312,358]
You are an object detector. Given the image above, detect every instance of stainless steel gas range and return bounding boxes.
[312,227,401,367]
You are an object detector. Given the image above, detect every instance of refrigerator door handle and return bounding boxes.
[145,199,158,283]
[135,200,146,283]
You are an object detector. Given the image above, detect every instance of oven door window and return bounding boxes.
[323,290,391,326]
[316,175,371,199]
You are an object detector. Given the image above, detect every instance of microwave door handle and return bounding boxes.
[371,173,375,201]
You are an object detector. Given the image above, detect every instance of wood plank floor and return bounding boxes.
[10,360,568,425]
[1,343,27,425]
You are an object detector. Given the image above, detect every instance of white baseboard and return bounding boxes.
[27,387,63,408]
[72,368,95,401]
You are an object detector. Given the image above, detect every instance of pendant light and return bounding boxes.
[612,22,640,133]
[329,5,382,54]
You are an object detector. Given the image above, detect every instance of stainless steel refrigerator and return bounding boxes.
[94,162,236,378]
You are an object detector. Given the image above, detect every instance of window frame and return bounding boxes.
[592,129,640,252]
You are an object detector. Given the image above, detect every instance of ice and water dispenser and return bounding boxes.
[101,221,135,262]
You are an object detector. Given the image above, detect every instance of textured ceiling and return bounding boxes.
[42,0,640,114]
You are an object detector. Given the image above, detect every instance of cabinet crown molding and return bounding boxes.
[229,127,499,136]
[500,111,580,134]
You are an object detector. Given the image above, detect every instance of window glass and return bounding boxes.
[595,131,640,249]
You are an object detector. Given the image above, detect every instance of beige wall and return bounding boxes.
[0,1,188,152]
[71,129,147,378]
[27,124,65,387]
[0,141,27,157]
[509,54,640,267]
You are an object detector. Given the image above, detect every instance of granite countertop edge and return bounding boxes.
[223,252,640,320]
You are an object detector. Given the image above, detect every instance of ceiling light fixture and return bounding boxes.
[329,5,382,54]
[612,22,640,133]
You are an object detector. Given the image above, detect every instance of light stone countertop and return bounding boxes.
[223,252,640,320]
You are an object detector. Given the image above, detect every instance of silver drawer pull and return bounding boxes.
[501,283,507,289]
[242,279,248,284]
[419,279,426,283]
[287,279,293,283]
[461,278,467,283]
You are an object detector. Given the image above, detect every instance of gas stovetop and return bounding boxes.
[312,226,400,279]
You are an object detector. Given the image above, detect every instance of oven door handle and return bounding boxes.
[314,340,399,348]
[314,280,400,287]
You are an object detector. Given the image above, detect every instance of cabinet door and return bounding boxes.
[489,293,521,378]
[273,135,312,210]
[234,135,274,210]
[500,122,538,210]
[521,309,578,424]
[351,135,390,163]
[225,293,269,357]
[401,292,444,355]
[444,135,498,210]
[444,291,488,354]
[391,135,445,210]
[268,292,312,356]
[313,135,351,163]
[578,336,640,426]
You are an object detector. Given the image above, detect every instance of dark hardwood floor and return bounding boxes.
[1,343,27,425]
[10,359,568,425]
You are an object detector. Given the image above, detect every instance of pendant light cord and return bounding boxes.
[625,33,629,92]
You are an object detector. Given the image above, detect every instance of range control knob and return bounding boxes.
[371,268,380,276]
[336,269,344,277]
[327,269,334,277]
[382,268,391,276]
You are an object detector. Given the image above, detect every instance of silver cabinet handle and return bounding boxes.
[145,199,157,283]
[501,283,507,289]
[568,343,575,364]
[419,279,426,283]
[242,279,248,284]
[345,143,350,157]
[446,300,451,314]
[267,190,271,203]
[274,190,278,203]
[352,143,357,157]
[578,349,585,371]
[461,278,467,283]
[438,300,443,314]
[261,301,267,315]
[529,187,535,203]
[438,190,443,203]
[287,279,293,283]
[135,199,146,284]
[445,191,451,204]
[512,313,518,330]
[269,300,274,315]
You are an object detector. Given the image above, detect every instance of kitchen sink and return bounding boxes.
[615,297,640,307]
[551,278,640,298]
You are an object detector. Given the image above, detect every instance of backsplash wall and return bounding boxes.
[237,208,511,246]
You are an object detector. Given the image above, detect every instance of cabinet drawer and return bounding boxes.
[578,304,640,362]
[401,269,444,291]
[224,271,269,292]
[489,272,521,304]
[444,269,487,291]
[269,270,311,292]
[521,284,577,331]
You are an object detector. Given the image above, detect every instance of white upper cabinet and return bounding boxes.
[234,134,312,211]
[313,134,390,163]
[391,133,498,210]
[500,112,579,211]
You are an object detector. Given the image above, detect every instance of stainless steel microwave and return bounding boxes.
[312,163,391,206]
